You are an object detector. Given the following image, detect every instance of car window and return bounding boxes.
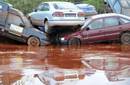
[8,14,24,26]
[120,17,130,24]
[38,3,49,11]
[104,17,119,27]
[15,9,32,28]
[88,19,103,29]
[53,2,78,10]
[0,3,8,26]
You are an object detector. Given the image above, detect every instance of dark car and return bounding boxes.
[60,13,130,45]
[0,2,49,46]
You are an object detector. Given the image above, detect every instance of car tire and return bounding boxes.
[68,38,81,46]
[44,21,50,33]
[121,32,130,44]
[27,36,40,46]
[55,34,61,45]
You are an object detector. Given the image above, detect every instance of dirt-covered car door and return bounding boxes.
[81,18,104,43]
[7,13,25,37]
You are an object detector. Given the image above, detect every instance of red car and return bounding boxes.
[60,13,130,45]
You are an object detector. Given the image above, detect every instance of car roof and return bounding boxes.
[90,13,130,19]
[81,13,130,30]
[76,4,90,6]
[0,1,12,7]
[76,4,94,8]
[76,4,91,7]
[42,1,73,4]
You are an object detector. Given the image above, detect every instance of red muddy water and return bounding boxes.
[0,43,130,85]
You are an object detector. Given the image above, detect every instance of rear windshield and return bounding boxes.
[53,2,78,10]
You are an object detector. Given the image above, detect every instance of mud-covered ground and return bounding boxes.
[0,43,130,85]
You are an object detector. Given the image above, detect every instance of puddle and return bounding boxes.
[0,44,129,85]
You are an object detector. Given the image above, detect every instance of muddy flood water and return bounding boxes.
[0,43,130,85]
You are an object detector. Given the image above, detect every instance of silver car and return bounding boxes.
[28,1,85,33]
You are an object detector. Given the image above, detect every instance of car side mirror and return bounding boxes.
[19,23,25,28]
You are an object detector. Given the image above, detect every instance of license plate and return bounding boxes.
[65,13,76,17]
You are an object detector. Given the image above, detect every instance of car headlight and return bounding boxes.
[61,37,65,41]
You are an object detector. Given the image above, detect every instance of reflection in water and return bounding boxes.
[0,44,129,85]
[82,57,130,82]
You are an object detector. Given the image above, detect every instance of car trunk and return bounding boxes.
[54,9,84,20]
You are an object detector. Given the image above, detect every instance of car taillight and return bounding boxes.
[78,12,85,17]
[52,12,64,17]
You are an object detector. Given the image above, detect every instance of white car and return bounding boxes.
[28,1,85,33]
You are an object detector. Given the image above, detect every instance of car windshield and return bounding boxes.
[120,0,130,8]
[81,17,92,30]
[53,2,78,10]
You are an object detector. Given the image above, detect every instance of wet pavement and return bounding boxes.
[0,44,130,85]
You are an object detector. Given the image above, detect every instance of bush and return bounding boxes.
[83,0,105,13]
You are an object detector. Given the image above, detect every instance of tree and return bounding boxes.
[5,0,105,14]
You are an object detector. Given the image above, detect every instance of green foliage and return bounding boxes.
[83,0,105,13]
[4,0,105,14]
[5,0,47,14]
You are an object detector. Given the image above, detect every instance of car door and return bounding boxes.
[99,17,121,41]
[35,3,50,24]
[81,18,104,43]
[6,13,25,37]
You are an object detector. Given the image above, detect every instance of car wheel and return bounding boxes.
[121,32,130,44]
[27,36,40,46]
[44,21,50,33]
[68,38,81,46]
